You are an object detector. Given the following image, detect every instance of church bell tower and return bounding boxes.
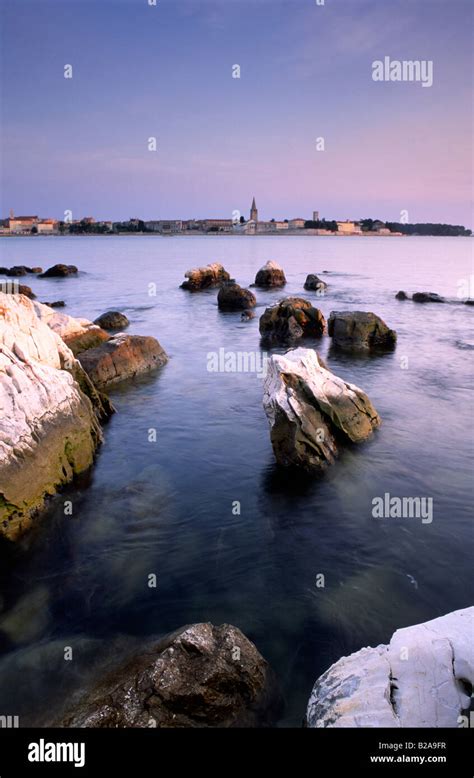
[250,197,258,222]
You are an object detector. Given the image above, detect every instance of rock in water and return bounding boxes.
[56,623,282,728]
[78,334,168,388]
[395,290,409,300]
[254,261,286,288]
[6,266,29,277]
[259,298,326,345]
[180,262,230,291]
[94,311,130,331]
[304,274,328,293]
[217,282,257,311]
[39,264,79,278]
[263,348,380,472]
[0,293,106,540]
[18,285,36,299]
[328,311,397,351]
[412,291,445,303]
[306,607,474,728]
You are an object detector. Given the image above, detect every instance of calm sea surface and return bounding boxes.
[0,235,473,726]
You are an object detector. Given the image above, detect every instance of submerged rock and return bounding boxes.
[57,622,282,728]
[217,282,257,311]
[328,311,397,352]
[241,309,255,321]
[0,293,107,540]
[94,311,130,331]
[259,297,326,345]
[304,274,328,293]
[78,334,168,389]
[306,607,474,728]
[395,290,409,300]
[412,292,445,303]
[180,262,230,291]
[263,348,380,472]
[39,264,79,278]
[41,301,66,308]
[254,261,286,288]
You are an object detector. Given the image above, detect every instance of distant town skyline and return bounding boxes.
[1,0,473,227]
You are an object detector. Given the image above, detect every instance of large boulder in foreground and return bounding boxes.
[263,348,380,472]
[0,293,107,540]
[180,262,230,291]
[94,311,130,331]
[39,264,78,278]
[306,607,474,728]
[57,623,282,728]
[328,311,397,352]
[217,282,256,311]
[32,301,110,355]
[412,291,445,304]
[78,334,168,389]
[254,261,286,288]
[304,274,328,294]
[259,298,326,345]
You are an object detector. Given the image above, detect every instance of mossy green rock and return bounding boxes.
[0,293,107,540]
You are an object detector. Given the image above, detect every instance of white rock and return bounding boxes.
[263,348,380,471]
[32,301,107,352]
[306,607,474,728]
[0,293,103,539]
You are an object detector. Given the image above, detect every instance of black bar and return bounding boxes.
[0,728,471,775]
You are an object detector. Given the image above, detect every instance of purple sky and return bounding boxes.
[1,0,473,226]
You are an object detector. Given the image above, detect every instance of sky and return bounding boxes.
[1,0,473,226]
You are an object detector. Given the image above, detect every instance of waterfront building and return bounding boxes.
[202,219,233,233]
[288,218,306,229]
[256,221,277,233]
[37,219,58,234]
[336,220,362,234]
[145,220,182,234]
[8,215,38,233]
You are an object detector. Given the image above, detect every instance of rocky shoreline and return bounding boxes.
[0,291,167,539]
[0,258,472,727]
